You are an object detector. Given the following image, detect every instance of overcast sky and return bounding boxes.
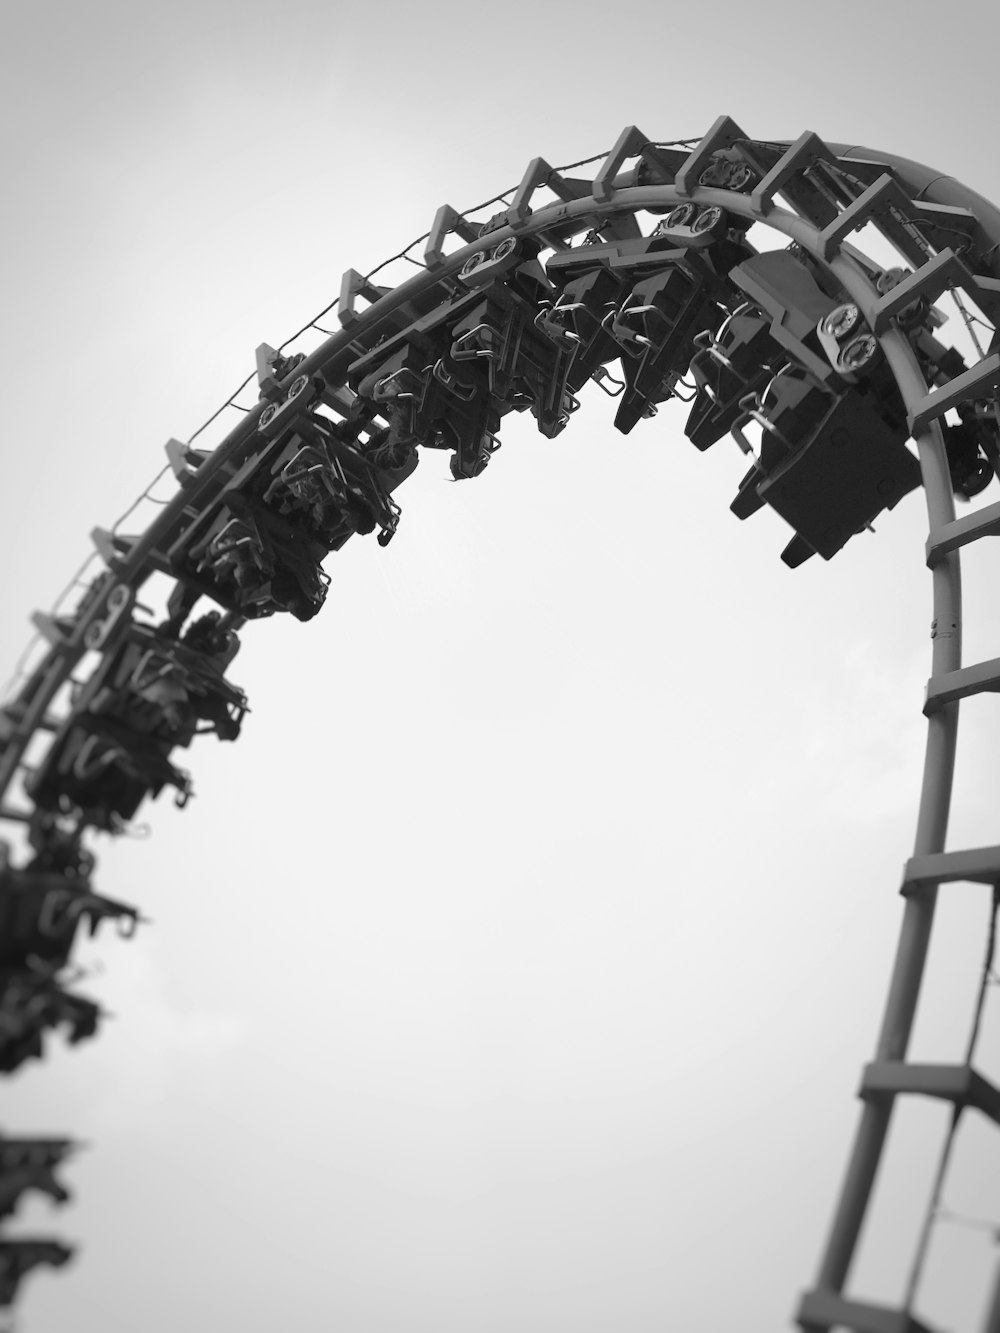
[3,2,1000,1331]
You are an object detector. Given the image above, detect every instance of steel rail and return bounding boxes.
[1,132,996,1328]
[796,244,963,1319]
[828,144,1000,255]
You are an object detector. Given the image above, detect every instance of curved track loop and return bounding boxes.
[3,117,1000,1328]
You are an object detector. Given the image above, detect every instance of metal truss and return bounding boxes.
[3,116,1000,1328]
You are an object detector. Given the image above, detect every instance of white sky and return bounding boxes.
[2,2,1000,1330]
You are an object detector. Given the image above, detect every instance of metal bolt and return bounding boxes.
[822,304,860,338]
[491,238,517,262]
[288,374,309,399]
[876,267,908,294]
[897,299,925,329]
[728,164,753,189]
[693,206,724,233]
[259,403,278,427]
[840,334,878,371]
[460,252,485,277]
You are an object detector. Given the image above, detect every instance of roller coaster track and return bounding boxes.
[3,117,1000,1329]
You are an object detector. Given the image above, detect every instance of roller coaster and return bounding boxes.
[3,118,1000,1330]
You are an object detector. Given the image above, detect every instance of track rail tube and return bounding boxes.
[0,143,990,1323]
[792,258,963,1302]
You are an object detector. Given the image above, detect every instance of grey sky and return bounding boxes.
[2,1,1000,1330]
